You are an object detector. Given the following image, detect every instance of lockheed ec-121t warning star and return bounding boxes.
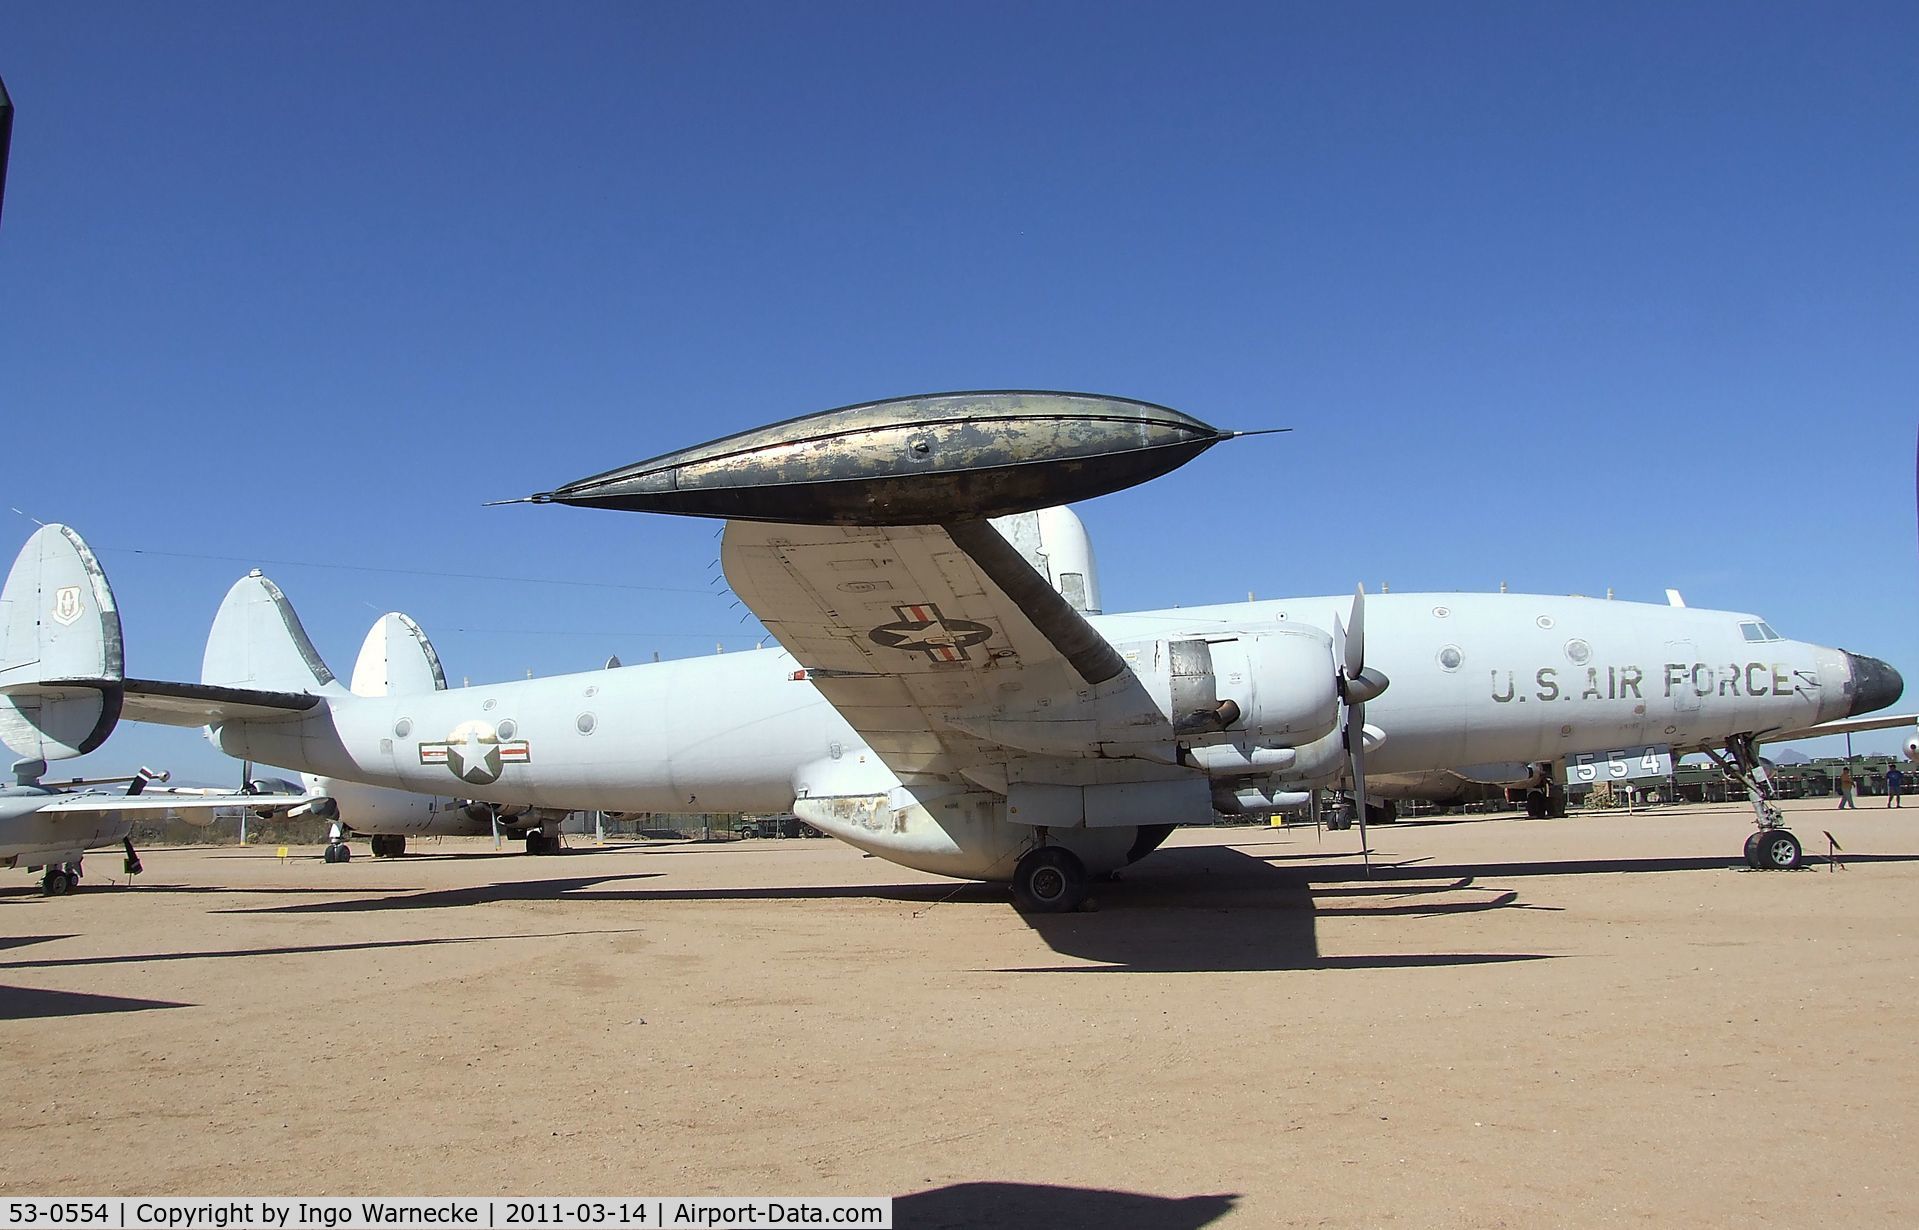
[2,392,1905,911]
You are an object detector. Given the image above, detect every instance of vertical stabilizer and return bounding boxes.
[350,612,448,696]
[988,505,1102,614]
[202,573,339,693]
[0,523,126,760]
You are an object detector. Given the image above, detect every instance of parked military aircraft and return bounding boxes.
[0,767,321,895]
[2,393,1904,910]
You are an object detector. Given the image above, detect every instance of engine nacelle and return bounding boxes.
[1130,629,1339,748]
[1905,733,1918,762]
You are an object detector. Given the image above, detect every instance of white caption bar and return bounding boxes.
[1,1199,892,1230]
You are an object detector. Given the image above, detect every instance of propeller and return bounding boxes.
[1333,585,1389,875]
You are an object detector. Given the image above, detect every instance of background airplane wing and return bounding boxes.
[35,789,322,817]
[1754,712,1918,746]
[722,519,1160,788]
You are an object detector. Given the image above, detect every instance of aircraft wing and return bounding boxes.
[722,519,1162,788]
[1753,712,1919,746]
[35,789,321,817]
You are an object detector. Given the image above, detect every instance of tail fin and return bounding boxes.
[202,571,339,692]
[350,613,447,696]
[0,523,125,760]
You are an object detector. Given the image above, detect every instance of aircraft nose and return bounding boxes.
[1844,652,1904,717]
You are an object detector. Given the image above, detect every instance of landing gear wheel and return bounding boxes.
[1743,831,1766,869]
[1525,790,1549,819]
[524,830,548,856]
[41,869,70,896]
[322,843,352,863]
[1755,829,1803,871]
[1012,846,1088,914]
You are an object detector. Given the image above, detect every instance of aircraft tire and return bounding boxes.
[390,835,405,857]
[1756,829,1803,871]
[525,830,547,856]
[1743,831,1766,869]
[41,870,66,896]
[1525,790,1549,819]
[1012,846,1087,914]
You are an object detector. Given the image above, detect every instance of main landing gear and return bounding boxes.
[1709,734,1803,870]
[369,834,407,858]
[39,862,80,896]
[1012,839,1090,914]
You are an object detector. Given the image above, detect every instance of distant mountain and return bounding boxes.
[1770,747,1813,765]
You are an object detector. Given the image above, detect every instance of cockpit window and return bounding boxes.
[1740,620,1782,643]
[1758,621,1780,640]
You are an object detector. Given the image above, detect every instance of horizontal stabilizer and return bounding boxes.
[350,612,447,696]
[119,678,321,728]
[0,524,125,760]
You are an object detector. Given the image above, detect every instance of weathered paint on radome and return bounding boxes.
[529,390,1231,524]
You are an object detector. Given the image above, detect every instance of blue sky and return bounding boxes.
[2,2,1914,783]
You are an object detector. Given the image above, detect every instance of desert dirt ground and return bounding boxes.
[3,797,1918,1229]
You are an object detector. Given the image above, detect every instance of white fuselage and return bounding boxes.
[210,592,1854,880]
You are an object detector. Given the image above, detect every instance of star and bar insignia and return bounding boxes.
[419,720,531,785]
[867,602,993,663]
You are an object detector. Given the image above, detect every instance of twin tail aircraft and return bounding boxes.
[1,393,1905,910]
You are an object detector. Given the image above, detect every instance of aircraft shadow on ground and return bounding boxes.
[220,874,1002,915]
[0,983,188,1020]
[1302,850,1919,883]
[0,934,77,952]
[0,929,642,973]
[1001,845,1555,974]
[894,1182,1236,1230]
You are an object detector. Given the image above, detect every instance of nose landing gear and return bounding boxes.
[1711,735,1803,870]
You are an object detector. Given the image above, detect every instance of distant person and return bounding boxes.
[1838,767,1857,809]
[1888,764,1905,808]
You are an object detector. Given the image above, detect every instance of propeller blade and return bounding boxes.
[1349,700,1371,877]
[1345,584,1366,680]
